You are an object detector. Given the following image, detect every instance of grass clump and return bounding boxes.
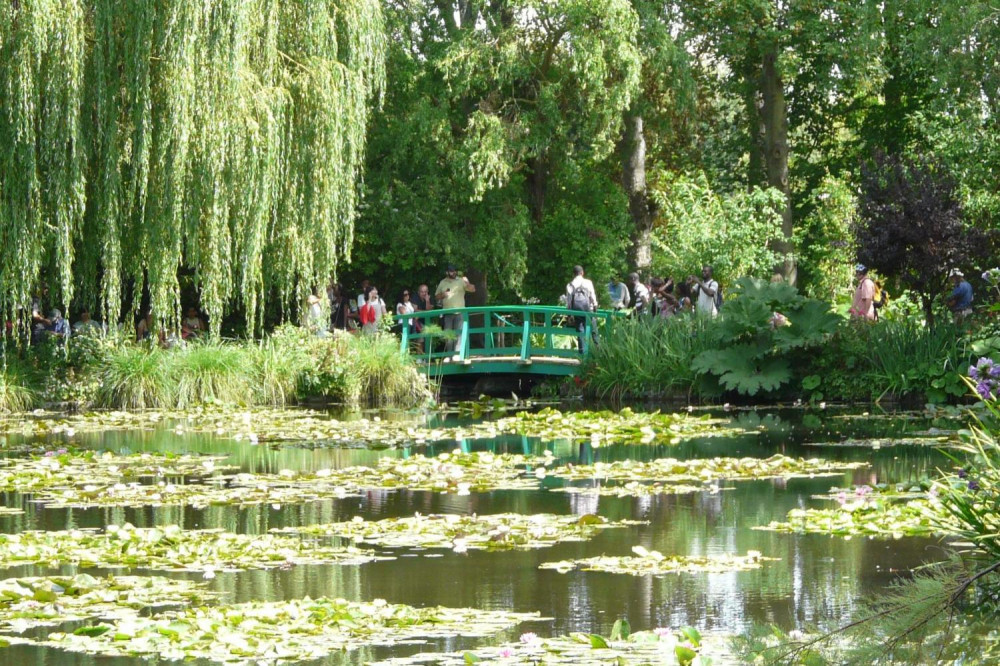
[0,359,37,413]
[95,346,174,410]
[170,342,255,407]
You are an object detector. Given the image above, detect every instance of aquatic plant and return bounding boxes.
[541,546,778,575]
[372,622,726,666]
[0,574,214,634]
[0,524,382,572]
[279,513,645,552]
[34,597,539,662]
[549,454,866,483]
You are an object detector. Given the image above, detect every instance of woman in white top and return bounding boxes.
[396,289,415,334]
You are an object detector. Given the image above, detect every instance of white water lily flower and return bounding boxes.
[315,468,332,478]
[534,467,547,479]
[456,482,472,496]
[203,567,216,580]
[452,539,468,554]
[248,433,259,444]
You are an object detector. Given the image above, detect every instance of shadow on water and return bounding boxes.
[0,406,963,664]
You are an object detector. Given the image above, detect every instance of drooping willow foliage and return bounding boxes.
[0,0,385,335]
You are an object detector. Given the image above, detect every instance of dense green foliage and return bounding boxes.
[0,0,385,334]
[583,281,1000,404]
[0,328,429,412]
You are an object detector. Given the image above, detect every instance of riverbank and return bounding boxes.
[0,325,431,413]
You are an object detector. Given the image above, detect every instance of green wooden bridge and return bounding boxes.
[396,305,615,378]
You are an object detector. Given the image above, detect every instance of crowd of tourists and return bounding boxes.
[603,266,722,319]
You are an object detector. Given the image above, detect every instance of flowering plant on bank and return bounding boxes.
[969,357,1000,400]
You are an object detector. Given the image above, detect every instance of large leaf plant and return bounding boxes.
[691,278,840,396]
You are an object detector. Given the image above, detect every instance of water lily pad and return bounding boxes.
[369,627,734,665]
[277,513,646,552]
[0,451,233,495]
[0,405,731,449]
[540,548,779,575]
[0,574,213,634]
[0,523,384,572]
[34,597,540,662]
[551,481,725,498]
[755,499,940,538]
[549,454,866,483]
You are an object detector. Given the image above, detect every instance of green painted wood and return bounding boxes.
[395,305,618,379]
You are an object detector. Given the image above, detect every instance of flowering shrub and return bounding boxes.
[969,356,1000,399]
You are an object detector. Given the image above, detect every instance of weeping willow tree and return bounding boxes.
[0,0,385,336]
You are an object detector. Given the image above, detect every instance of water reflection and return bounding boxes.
[0,407,960,664]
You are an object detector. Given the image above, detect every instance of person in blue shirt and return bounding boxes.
[946,268,974,323]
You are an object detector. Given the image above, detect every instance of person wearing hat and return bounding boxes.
[435,264,475,351]
[849,264,876,320]
[946,268,973,323]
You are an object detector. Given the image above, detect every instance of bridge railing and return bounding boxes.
[395,305,616,366]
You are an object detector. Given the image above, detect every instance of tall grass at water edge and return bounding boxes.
[582,316,716,400]
[89,330,430,410]
[0,359,38,413]
[857,319,967,399]
[95,346,174,409]
[169,342,255,408]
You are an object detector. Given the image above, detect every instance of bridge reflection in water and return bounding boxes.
[396,305,616,378]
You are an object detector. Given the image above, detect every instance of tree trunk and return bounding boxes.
[528,156,547,225]
[760,47,796,285]
[744,58,766,189]
[621,111,653,274]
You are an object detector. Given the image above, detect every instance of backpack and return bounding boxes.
[713,283,723,310]
[568,284,592,312]
[873,281,889,310]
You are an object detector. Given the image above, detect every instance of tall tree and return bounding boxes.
[1,0,386,334]
[679,0,882,284]
[354,0,642,300]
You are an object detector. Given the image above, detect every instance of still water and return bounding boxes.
[0,407,957,664]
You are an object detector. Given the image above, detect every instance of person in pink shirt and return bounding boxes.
[850,264,876,320]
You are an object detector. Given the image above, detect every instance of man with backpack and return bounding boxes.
[692,265,720,317]
[566,265,599,352]
[850,264,876,320]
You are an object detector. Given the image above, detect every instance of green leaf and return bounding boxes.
[675,645,698,665]
[610,618,630,641]
[680,626,702,646]
[74,625,111,637]
[589,634,610,649]
[802,375,822,390]
[463,652,482,663]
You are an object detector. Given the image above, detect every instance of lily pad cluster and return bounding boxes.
[0,451,232,494]
[33,597,540,662]
[540,546,779,576]
[550,454,866,483]
[372,622,728,666]
[552,481,723,498]
[756,499,939,538]
[279,512,646,552]
[0,523,382,573]
[1,405,729,449]
[0,574,214,634]
[35,450,545,509]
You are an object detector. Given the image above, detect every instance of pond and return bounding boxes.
[0,405,960,664]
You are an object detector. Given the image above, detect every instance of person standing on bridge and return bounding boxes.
[566,265,598,353]
[436,264,475,352]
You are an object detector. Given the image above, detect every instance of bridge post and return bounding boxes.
[458,313,469,361]
[519,318,531,362]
